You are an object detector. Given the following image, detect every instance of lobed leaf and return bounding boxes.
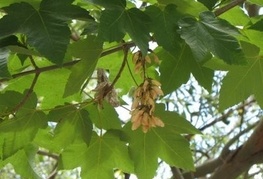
[98,9,126,42]
[145,4,182,56]
[85,0,126,9]
[197,0,217,10]
[86,102,122,130]
[159,45,213,95]
[63,36,103,97]
[98,8,151,55]
[124,105,197,178]
[220,56,263,110]
[0,92,47,159]
[59,131,133,179]
[124,125,160,179]
[158,0,208,16]
[124,8,151,56]
[179,11,246,64]
[0,147,40,178]
[48,105,93,149]
[0,0,93,64]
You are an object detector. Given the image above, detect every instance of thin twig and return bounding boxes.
[109,45,129,89]
[47,162,58,179]
[11,56,40,113]
[214,0,246,16]
[171,167,184,179]
[12,73,39,113]
[0,41,136,83]
[221,121,258,157]
[37,150,59,160]
[199,98,256,131]
[126,56,139,86]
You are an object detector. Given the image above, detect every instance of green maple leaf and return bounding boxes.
[145,4,182,56]
[85,0,126,9]
[98,8,151,55]
[63,36,103,97]
[0,0,40,8]
[124,105,199,179]
[0,91,24,115]
[59,131,133,179]
[197,0,217,10]
[0,91,47,159]
[0,146,40,179]
[220,56,263,110]
[249,0,263,6]
[159,45,214,94]
[48,105,93,151]
[158,0,207,16]
[86,102,121,130]
[179,11,246,64]
[0,0,93,64]
[98,9,126,42]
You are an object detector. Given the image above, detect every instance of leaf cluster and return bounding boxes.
[0,0,262,178]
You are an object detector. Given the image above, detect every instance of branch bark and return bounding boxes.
[214,0,246,16]
[0,41,136,83]
[210,119,263,179]
[183,121,258,179]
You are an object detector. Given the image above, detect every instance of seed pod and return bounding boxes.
[145,55,151,63]
[153,116,165,127]
[132,51,140,64]
[131,98,139,110]
[152,86,164,96]
[132,116,142,130]
[131,109,144,122]
[151,79,161,87]
[142,79,149,92]
[141,112,149,126]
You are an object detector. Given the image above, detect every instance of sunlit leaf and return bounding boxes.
[0,92,47,158]
[85,0,126,9]
[59,131,133,178]
[197,0,217,10]
[220,56,263,110]
[220,6,250,26]
[249,0,263,6]
[0,147,40,178]
[158,0,207,16]
[124,105,196,178]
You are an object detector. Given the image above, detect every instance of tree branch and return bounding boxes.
[109,44,129,90]
[214,0,246,16]
[37,150,59,160]
[183,120,258,179]
[11,56,40,113]
[211,118,263,179]
[171,167,184,179]
[0,41,136,83]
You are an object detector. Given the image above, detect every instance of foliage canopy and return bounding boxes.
[0,0,263,178]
